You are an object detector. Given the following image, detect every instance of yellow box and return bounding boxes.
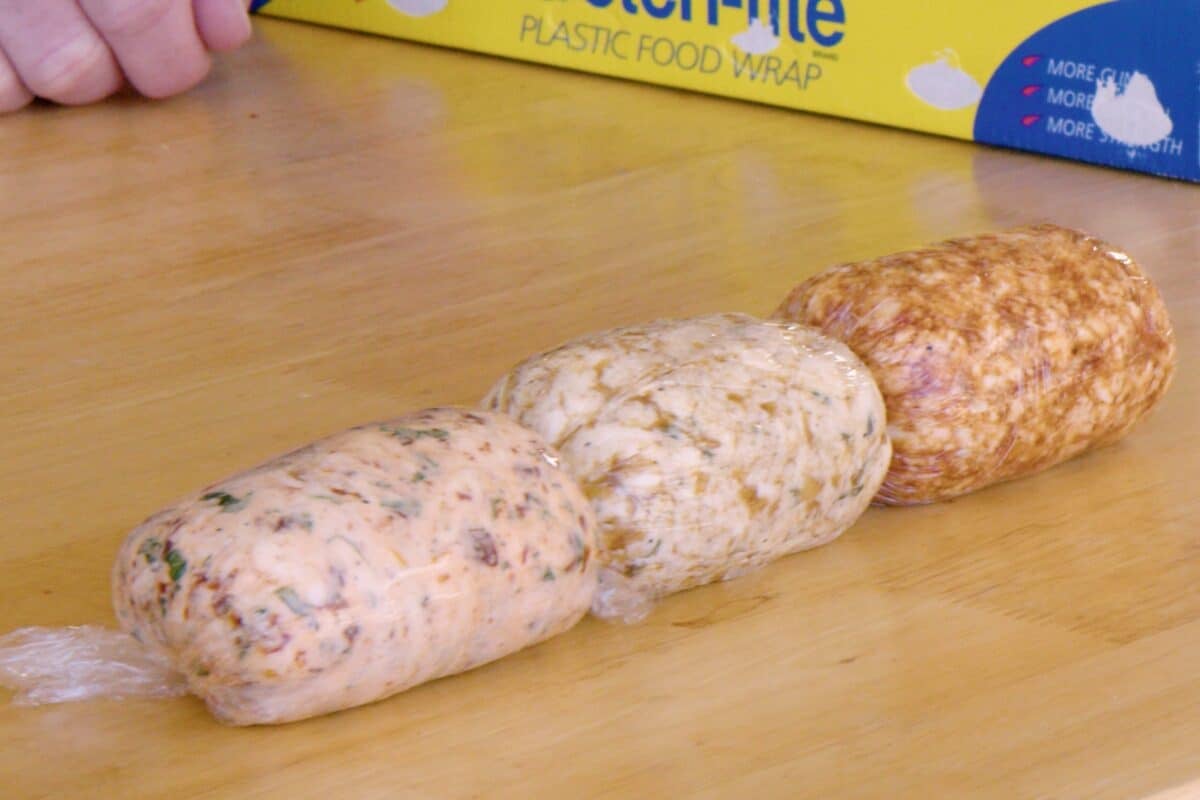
[251,0,1198,182]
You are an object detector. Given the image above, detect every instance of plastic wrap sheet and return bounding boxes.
[0,625,186,705]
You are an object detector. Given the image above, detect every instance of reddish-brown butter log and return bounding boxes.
[773,224,1176,505]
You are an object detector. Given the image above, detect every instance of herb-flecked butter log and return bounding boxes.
[112,409,599,725]
[483,314,891,621]
[773,224,1177,505]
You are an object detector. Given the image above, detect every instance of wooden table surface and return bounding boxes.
[2,17,1198,800]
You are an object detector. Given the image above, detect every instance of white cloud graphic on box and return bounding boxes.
[731,19,780,55]
[387,0,448,18]
[1091,71,1172,147]
[906,50,982,111]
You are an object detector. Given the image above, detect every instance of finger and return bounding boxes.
[193,0,252,53]
[79,0,211,99]
[0,0,123,105]
[0,47,34,113]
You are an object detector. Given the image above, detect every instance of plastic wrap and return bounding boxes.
[0,625,186,705]
[4,408,598,726]
[483,313,892,623]
[773,223,1177,505]
[111,407,599,725]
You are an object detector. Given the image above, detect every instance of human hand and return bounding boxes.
[0,0,252,113]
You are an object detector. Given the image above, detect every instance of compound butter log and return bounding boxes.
[484,313,890,621]
[774,224,1176,505]
[113,409,598,725]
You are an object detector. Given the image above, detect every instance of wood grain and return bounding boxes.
[1,16,1198,799]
